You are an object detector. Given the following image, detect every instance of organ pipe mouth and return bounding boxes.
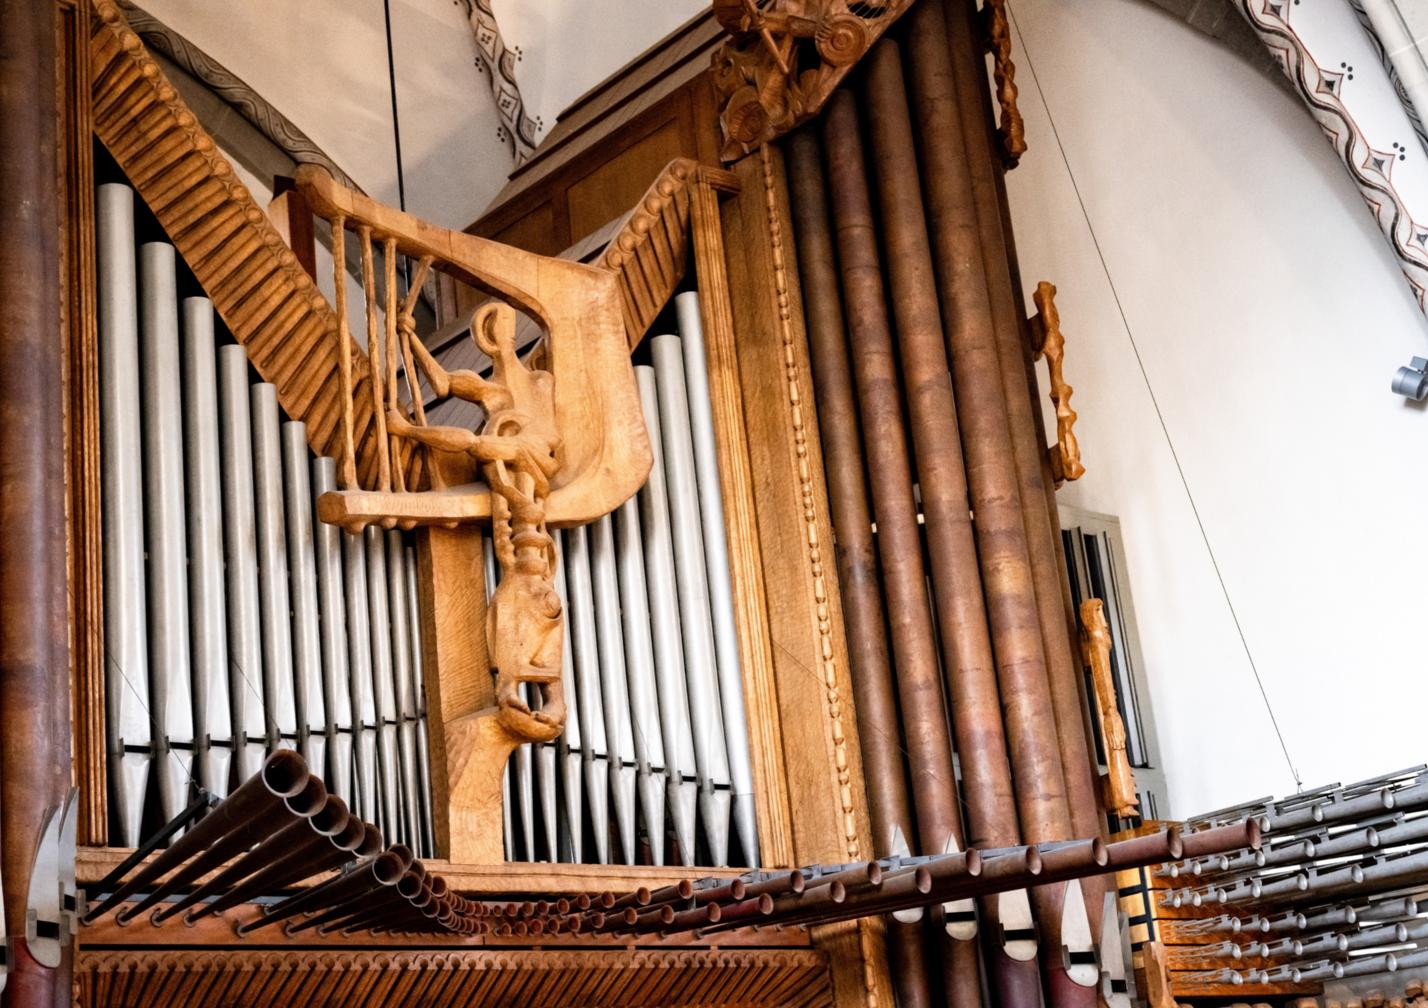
[1087,838,1109,867]
[1243,819,1262,852]
[705,902,723,924]
[261,750,309,798]
[676,880,694,899]
[866,863,884,886]
[914,867,933,895]
[1162,826,1184,860]
[283,774,328,817]
[828,881,847,904]
[757,893,774,913]
[728,879,747,900]
[655,905,676,925]
[1023,847,1044,876]
[964,848,984,877]
[429,876,449,899]
[789,871,806,895]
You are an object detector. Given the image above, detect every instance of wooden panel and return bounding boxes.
[566,120,687,241]
[719,144,888,1008]
[77,947,836,1008]
[485,197,560,259]
[60,0,104,845]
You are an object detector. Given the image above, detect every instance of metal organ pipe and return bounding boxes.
[564,523,612,864]
[550,534,585,862]
[612,494,670,866]
[217,345,268,780]
[282,421,326,778]
[311,458,355,803]
[363,526,403,845]
[97,183,150,845]
[589,512,641,864]
[649,339,735,868]
[671,292,758,866]
[139,240,195,823]
[634,366,701,868]
[181,297,233,798]
[98,182,433,853]
[250,382,297,749]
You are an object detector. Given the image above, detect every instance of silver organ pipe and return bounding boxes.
[635,367,701,869]
[180,296,232,798]
[551,535,585,862]
[98,183,150,846]
[250,382,297,748]
[613,491,669,867]
[139,240,194,824]
[563,524,612,864]
[589,512,640,864]
[646,346,735,867]
[672,292,758,864]
[96,181,433,854]
[217,346,269,783]
[282,421,326,779]
[311,458,354,803]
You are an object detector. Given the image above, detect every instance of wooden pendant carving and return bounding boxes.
[1029,280,1085,486]
[710,0,915,162]
[1080,598,1139,820]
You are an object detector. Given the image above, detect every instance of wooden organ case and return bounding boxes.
[0,0,1237,1006]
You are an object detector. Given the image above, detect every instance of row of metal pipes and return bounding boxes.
[499,291,758,869]
[786,1,1109,1006]
[96,181,434,856]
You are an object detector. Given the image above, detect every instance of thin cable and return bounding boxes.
[382,0,407,212]
[1007,3,1302,789]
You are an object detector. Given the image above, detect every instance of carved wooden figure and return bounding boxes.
[1080,599,1139,819]
[295,165,651,863]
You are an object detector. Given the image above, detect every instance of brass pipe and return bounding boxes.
[237,844,410,935]
[147,782,340,924]
[1177,821,1260,861]
[784,123,934,1008]
[280,850,411,935]
[87,750,309,920]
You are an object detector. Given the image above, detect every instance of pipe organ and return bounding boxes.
[0,0,1379,1006]
[96,178,435,856]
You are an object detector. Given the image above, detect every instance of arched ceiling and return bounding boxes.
[1140,0,1293,94]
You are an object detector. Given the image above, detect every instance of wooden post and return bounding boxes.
[1,0,72,1004]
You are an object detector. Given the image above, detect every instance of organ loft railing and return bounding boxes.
[293,166,651,863]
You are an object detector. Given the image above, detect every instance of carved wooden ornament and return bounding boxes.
[1080,598,1139,819]
[296,166,651,860]
[1030,280,1085,485]
[710,0,916,161]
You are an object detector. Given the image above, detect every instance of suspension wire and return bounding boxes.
[382,0,408,213]
[1005,2,1303,790]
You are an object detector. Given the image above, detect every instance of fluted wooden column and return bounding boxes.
[0,1,72,1005]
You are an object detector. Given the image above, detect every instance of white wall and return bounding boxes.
[140,0,511,228]
[498,0,706,139]
[1005,0,1428,815]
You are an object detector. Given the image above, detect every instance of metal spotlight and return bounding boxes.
[1391,356,1428,400]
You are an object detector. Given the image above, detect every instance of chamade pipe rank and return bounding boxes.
[785,125,934,1008]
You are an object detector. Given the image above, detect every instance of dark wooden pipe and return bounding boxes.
[784,123,934,1008]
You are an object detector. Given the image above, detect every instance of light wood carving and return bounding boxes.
[982,0,1027,167]
[710,0,915,162]
[1080,599,1139,820]
[295,166,649,862]
[1030,280,1085,485]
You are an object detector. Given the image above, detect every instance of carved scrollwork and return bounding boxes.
[710,0,916,161]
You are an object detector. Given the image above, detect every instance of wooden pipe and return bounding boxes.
[784,123,933,1008]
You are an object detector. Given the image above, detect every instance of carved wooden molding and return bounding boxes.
[77,946,837,1008]
[90,2,374,475]
[982,0,1027,167]
[709,1,915,162]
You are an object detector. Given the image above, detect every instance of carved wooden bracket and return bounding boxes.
[710,0,915,162]
[981,0,1027,168]
[1029,281,1085,486]
[1080,599,1139,820]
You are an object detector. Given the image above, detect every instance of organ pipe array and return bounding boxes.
[97,180,434,856]
[1157,767,1428,990]
[784,2,1107,1006]
[502,291,759,868]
